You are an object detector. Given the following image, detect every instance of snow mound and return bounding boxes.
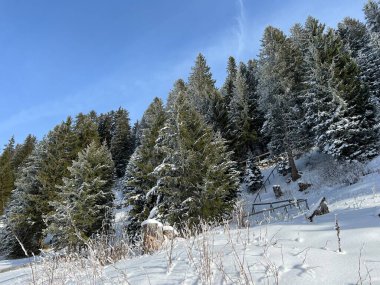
[141,219,163,227]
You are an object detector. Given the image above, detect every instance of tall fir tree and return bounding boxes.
[151,92,239,228]
[299,17,379,160]
[111,108,133,178]
[0,142,45,258]
[0,138,15,214]
[37,117,79,220]
[221,56,238,108]
[361,1,380,120]
[45,142,114,250]
[74,112,100,151]
[187,53,224,132]
[258,26,305,180]
[227,62,257,170]
[124,98,166,238]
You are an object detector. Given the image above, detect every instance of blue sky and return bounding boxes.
[0,0,368,147]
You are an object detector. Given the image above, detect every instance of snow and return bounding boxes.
[162,226,174,231]
[141,219,163,227]
[1,151,380,284]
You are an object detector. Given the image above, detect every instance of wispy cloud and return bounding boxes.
[236,0,248,57]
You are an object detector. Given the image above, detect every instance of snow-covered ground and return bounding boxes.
[1,151,379,284]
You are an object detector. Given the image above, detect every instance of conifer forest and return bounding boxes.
[1,1,380,284]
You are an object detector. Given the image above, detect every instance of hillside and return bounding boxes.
[1,152,379,284]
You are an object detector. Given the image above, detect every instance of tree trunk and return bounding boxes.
[287,150,300,181]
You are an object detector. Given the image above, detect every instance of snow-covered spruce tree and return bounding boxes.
[130,120,142,151]
[361,1,380,120]
[37,117,79,219]
[227,62,257,170]
[297,18,344,150]
[244,153,263,193]
[73,112,100,151]
[111,108,133,178]
[258,26,305,181]
[124,98,166,238]
[187,53,225,132]
[295,17,379,160]
[325,52,379,160]
[221,56,238,109]
[151,91,239,229]
[166,79,187,112]
[337,17,369,59]
[0,142,45,258]
[0,135,36,215]
[98,110,115,147]
[337,17,380,123]
[45,141,114,250]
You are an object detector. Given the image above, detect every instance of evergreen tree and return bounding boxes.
[361,1,380,118]
[124,98,166,238]
[221,56,237,108]
[111,108,133,177]
[38,118,78,218]
[166,79,187,112]
[338,18,369,58]
[258,26,305,180]
[151,92,239,228]
[46,142,114,250]
[364,0,380,34]
[325,52,379,160]
[299,17,379,160]
[0,142,45,258]
[98,111,115,147]
[245,59,267,154]
[244,154,264,193]
[12,135,37,172]
[74,112,100,151]
[227,62,257,169]
[187,53,223,131]
[0,138,15,214]
[131,120,141,150]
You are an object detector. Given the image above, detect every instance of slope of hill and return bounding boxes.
[0,152,379,284]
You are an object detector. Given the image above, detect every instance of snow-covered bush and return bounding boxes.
[318,155,368,186]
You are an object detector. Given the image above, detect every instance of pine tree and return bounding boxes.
[0,142,45,258]
[131,120,141,150]
[124,98,166,238]
[151,92,239,229]
[227,62,257,169]
[46,142,114,250]
[37,117,79,218]
[325,52,379,160]
[0,138,15,214]
[244,154,263,193]
[337,17,369,58]
[167,79,187,112]
[364,0,380,34]
[111,108,133,177]
[258,26,305,180]
[361,1,380,119]
[296,17,379,160]
[98,111,115,147]
[245,59,267,154]
[74,112,100,151]
[221,56,237,108]
[187,53,222,131]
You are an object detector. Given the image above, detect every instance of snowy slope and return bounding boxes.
[0,152,379,284]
